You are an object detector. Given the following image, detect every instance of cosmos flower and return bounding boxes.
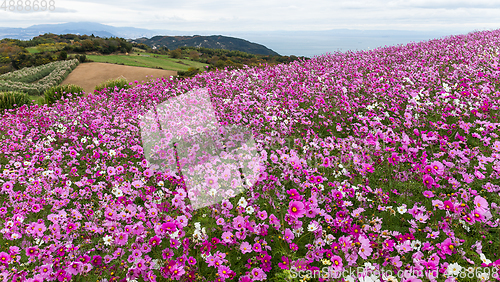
[288,200,305,218]
[422,174,435,189]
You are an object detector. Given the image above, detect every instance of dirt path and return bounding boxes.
[61,62,177,95]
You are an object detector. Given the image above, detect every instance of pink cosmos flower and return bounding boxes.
[205,177,218,188]
[286,189,302,200]
[253,243,262,252]
[257,210,268,220]
[222,231,233,243]
[442,200,454,212]
[441,238,454,255]
[358,242,372,259]
[422,174,435,189]
[240,241,252,254]
[474,196,489,213]
[188,256,196,265]
[461,172,474,184]
[250,267,266,281]
[107,166,116,176]
[66,261,81,275]
[218,265,232,278]
[288,200,305,218]
[115,232,128,245]
[430,161,444,175]
[2,182,13,192]
[362,162,374,173]
[278,256,290,269]
[91,255,102,266]
[423,191,434,198]
[472,209,485,222]
[149,236,161,246]
[388,153,399,165]
[463,213,475,224]
[423,165,433,174]
[284,228,295,243]
[26,247,38,257]
[330,255,343,271]
[39,265,53,278]
[474,169,485,179]
[136,259,147,271]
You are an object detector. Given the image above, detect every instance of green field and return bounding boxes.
[86,53,208,72]
[26,47,41,54]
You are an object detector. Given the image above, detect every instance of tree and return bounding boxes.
[81,40,94,51]
[59,51,67,60]
[169,49,182,59]
[189,50,199,60]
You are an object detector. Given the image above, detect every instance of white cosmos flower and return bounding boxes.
[397,205,407,214]
[112,189,123,197]
[307,221,320,232]
[245,206,254,214]
[208,189,217,197]
[480,253,492,264]
[447,262,462,276]
[103,235,113,246]
[238,197,248,208]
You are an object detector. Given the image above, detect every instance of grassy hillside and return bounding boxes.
[86,53,208,72]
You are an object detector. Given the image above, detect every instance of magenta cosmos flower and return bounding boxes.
[422,174,435,189]
[388,153,400,165]
[441,238,455,255]
[288,200,305,218]
[250,267,266,281]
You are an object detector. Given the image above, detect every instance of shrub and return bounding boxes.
[169,49,182,59]
[44,84,84,105]
[0,91,32,110]
[94,77,131,92]
[177,67,200,78]
[59,51,67,60]
[77,54,86,63]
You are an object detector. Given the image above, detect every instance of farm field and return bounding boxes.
[60,62,178,94]
[0,29,499,282]
[86,53,208,72]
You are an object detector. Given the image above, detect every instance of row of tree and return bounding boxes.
[171,46,308,78]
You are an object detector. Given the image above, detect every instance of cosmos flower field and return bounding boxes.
[0,29,500,282]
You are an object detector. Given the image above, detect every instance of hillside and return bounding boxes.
[132,35,280,56]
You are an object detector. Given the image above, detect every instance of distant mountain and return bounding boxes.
[0,21,471,57]
[0,22,168,40]
[133,35,280,56]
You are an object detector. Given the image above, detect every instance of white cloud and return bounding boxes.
[0,0,498,32]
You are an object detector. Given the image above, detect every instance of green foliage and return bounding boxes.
[0,91,32,110]
[59,51,67,60]
[43,84,84,105]
[169,49,183,59]
[76,54,86,63]
[0,59,79,95]
[94,77,131,92]
[177,67,201,78]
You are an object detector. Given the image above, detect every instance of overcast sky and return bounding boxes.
[1,0,499,33]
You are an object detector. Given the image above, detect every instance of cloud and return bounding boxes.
[0,0,499,32]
